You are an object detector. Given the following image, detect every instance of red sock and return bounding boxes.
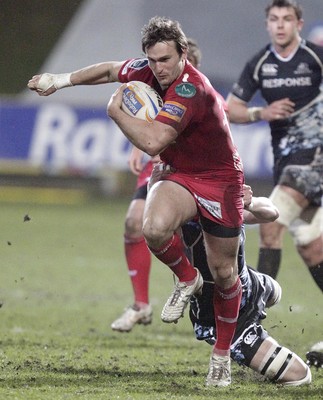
[213,277,242,355]
[148,233,196,282]
[124,235,151,305]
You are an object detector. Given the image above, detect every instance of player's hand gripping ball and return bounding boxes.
[121,81,163,122]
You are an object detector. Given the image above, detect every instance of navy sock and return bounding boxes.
[257,248,281,279]
[309,263,323,292]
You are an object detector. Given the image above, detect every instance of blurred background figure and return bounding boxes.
[226,0,323,292]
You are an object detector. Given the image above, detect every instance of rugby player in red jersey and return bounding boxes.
[28,18,244,387]
[110,39,202,333]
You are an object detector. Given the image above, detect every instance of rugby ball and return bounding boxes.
[121,81,163,122]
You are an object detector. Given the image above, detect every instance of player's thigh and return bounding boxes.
[144,180,197,232]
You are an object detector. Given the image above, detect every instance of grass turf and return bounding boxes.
[0,199,322,399]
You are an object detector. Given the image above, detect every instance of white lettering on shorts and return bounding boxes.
[194,194,222,219]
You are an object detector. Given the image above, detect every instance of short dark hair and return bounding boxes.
[141,16,188,55]
[187,38,202,68]
[265,0,303,20]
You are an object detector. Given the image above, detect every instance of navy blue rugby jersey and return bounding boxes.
[230,40,323,159]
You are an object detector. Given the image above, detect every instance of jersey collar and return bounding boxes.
[270,37,303,62]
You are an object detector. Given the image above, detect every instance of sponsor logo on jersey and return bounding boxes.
[294,62,312,75]
[175,83,197,98]
[121,58,148,75]
[194,194,222,219]
[261,63,278,76]
[159,101,186,122]
[262,76,312,88]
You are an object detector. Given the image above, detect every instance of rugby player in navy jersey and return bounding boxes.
[227,0,323,294]
[28,18,244,386]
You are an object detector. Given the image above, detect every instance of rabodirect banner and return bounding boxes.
[0,102,273,178]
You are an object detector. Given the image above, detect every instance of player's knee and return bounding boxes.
[269,186,302,227]
[125,215,143,236]
[142,222,160,244]
[208,255,238,283]
[288,208,323,246]
[142,216,170,246]
[213,267,234,284]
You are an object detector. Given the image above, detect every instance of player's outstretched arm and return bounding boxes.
[27,61,125,96]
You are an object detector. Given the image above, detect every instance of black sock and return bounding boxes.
[309,263,323,292]
[257,248,281,279]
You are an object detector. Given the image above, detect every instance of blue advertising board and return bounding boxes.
[0,101,273,178]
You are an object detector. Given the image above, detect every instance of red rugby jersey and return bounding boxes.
[119,58,243,177]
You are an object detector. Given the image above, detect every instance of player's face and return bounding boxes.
[266,6,303,51]
[146,41,186,89]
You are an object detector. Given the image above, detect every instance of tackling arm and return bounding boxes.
[243,197,279,224]
[243,184,279,224]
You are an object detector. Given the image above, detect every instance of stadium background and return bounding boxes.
[1,0,323,200]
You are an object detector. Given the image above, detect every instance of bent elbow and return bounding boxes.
[145,148,160,157]
[144,142,161,157]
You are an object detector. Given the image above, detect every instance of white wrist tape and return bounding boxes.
[248,107,262,122]
[37,73,73,92]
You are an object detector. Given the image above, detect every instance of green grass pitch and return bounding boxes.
[0,198,322,399]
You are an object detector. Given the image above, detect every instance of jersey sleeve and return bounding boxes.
[307,41,323,68]
[230,60,260,103]
[155,82,204,132]
[117,58,150,83]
